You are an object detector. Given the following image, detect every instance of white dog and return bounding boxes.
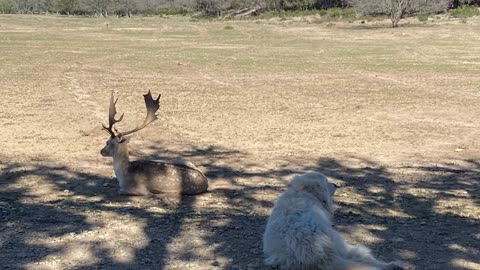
[263,172,404,270]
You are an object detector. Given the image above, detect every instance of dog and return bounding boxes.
[263,172,404,270]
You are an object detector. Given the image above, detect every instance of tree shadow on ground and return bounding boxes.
[0,160,194,269]
[305,157,479,270]
[1,147,478,270]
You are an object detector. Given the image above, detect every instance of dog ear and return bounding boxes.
[311,183,330,202]
[328,183,337,196]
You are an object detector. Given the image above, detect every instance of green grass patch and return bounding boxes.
[143,8,192,17]
[256,8,355,19]
[256,9,322,19]
[451,5,480,18]
[327,8,355,19]
[417,13,430,22]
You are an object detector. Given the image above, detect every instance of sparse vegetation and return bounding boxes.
[327,7,355,18]
[257,9,324,19]
[255,7,354,19]
[266,0,315,12]
[417,13,430,21]
[351,0,412,28]
[144,8,192,16]
[0,0,15,14]
[0,0,479,27]
[451,5,480,17]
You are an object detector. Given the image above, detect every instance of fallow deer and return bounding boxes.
[100,91,208,196]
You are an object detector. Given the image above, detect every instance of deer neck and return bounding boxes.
[112,143,130,182]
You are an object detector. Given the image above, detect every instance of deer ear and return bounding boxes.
[118,135,132,144]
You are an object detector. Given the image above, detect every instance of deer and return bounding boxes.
[100,91,209,196]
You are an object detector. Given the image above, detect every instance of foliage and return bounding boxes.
[451,5,480,17]
[349,0,409,27]
[0,0,16,14]
[451,0,480,8]
[0,0,478,19]
[350,0,454,16]
[315,0,346,9]
[416,13,430,21]
[256,8,354,18]
[196,0,226,16]
[57,0,79,15]
[143,8,191,16]
[266,0,316,11]
[327,7,354,17]
[257,9,323,18]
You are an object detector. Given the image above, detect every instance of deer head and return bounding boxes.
[100,91,161,157]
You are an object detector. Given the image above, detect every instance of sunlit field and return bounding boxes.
[0,14,479,269]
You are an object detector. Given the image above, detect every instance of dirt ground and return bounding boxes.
[0,14,479,270]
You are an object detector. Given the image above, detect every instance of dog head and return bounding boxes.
[287,172,336,213]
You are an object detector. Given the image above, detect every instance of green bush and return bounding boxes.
[256,8,356,19]
[451,5,480,18]
[417,13,430,22]
[159,9,191,16]
[257,9,323,19]
[318,9,327,16]
[327,7,355,18]
[0,0,15,14]
[267,0,315,12]
[196,0,225,16]
[143,8,191,16]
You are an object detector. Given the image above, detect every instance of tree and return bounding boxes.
[350,0,453,28]
[315,0,346,9]
[58,0,79,15]
[125,0,131,16]
[385,0,410,28]
[196,0,225,16]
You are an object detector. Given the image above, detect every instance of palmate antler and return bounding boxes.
[102,91,124,138]
[102,91,161,137]
[119,91,161,136]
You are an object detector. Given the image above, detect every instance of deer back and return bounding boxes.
[129,159,208,195]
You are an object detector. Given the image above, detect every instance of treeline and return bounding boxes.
[0,0,195,16]
[0,0,478,17]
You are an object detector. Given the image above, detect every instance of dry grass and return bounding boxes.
[0,14,479,270]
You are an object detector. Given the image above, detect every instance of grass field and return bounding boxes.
[0,14,479,270]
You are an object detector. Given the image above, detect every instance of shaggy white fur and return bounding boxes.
[263,172,404,270]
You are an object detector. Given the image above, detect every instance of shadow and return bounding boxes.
[0,162,104,269]
[0,144,282,270]
[0,160,195,269]
[340,20,439,31]
[302,157,480,270]
[138,143,300,183]
[1,149,479,270]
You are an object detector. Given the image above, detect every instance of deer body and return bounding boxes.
[100,91,208,196]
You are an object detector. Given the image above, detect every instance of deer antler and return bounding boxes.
[119,90,161,137]
[102,91,124,137]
